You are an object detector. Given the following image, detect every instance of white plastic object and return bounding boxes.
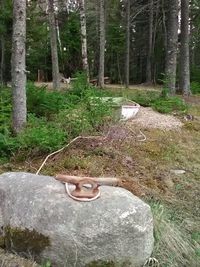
[121,103,140,120]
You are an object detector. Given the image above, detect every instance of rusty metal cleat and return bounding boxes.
[55,174,121,201]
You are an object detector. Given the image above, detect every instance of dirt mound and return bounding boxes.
[128,107,183,130]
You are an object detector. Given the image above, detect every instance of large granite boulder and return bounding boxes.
[0,172,154,267]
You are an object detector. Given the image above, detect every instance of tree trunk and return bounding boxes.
[11,0,27,133]
[152,0,160,83]
[0,36,5,85]
[79,0,89,80]
[146,0,153,84]
[125,0,130,88]
[179,0,191,96]
[161,0,167,54]
[0,0,5,85]
[98,0,105,88]
[165,0,179,94]
[48,0,60,90]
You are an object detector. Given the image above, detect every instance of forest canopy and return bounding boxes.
[0,0,199,91]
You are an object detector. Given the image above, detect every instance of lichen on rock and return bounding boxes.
[85,259,132,267]
[3,226,50,256]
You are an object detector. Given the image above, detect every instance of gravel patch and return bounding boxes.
[128,107,183,130]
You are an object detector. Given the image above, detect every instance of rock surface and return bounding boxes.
[0,172,154,267]
[0,248,39,267]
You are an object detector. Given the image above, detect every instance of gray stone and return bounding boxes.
[0,172,154,267]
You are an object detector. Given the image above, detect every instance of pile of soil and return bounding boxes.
[128,107,183,130]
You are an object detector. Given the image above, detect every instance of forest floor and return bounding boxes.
[34,82,162,92]
[0,87,200,266]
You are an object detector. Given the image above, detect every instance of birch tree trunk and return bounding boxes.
[11,0,27,133]
[180,0,191,96]
[165,0,179,94]
[48,0,60,90]
[125,0,130,88]
[98,0,105,88]
[79,0,89,80]
[146,0,153,84]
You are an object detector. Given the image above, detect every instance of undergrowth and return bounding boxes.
[0,73,112,159]
[0,77,188,160]
[96,88,188,114]
[191,81,200,95]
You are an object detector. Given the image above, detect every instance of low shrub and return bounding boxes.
[0,87,12,134]
[0,131,18,157]
[191,66,200,84]
[0,75,112,159]
[57,99,112,138]
[26,82,71,118]
[151,96,188,114]
[69,71,89,98]
[129,91,160,107]
[191,81,200,95]
[17,115,67,154]
[126,88,187,114]
[57,107,93,137]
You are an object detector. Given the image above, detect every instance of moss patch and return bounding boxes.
[3,226,50,256]
[0,237,4,249]
[85,260,131,267]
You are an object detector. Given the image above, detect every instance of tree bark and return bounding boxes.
[165,0,179,94]
[0,0,5,85]
[152,0,160,83]
[98,0,105,88]
[146,0,153,84]
[48,0,60,90]
[79,0,89,80]
[11,0,27,133]
[161,0,167,54]
[125,0,130,88]
[180,0,191,96]
[0,36,5,85]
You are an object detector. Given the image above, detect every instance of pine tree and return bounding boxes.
[48,0,60,89]
[11,0,27,133]
[165,0,179,94]
[180,0,191,95]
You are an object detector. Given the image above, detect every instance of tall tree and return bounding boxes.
[179,0,191,95]
[125,0,130,88]
[146,0,153,84]
[79,0,89,80]
[0,32,5,86]
[11,0,27,133]
[98,0,105,88]
[165,0,179,94]
[48,0,60,89]
[0,0,5,85]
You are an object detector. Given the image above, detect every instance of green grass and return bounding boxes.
[150,202,198,267]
